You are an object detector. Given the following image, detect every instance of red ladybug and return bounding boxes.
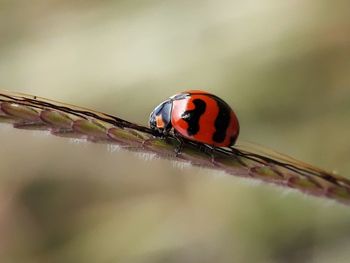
[149,90,239,147]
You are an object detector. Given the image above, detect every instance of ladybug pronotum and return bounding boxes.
[149,90,239,147]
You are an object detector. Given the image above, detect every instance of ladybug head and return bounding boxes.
[149,99,173,135]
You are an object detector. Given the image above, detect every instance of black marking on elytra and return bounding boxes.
[212,100,231,143]
[181,99,206,136]
[230,136,237,146]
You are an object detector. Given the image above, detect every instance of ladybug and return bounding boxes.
[149,90,239,147]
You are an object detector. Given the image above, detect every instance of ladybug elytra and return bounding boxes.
[149,90,239,147]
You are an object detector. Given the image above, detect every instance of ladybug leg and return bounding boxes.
[210,147,216,163]
[174,136,184,157]
[203,145,219,165]
[209,146,217,164]
[171,131,185,156]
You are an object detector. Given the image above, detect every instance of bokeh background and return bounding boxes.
[1,1,350,262]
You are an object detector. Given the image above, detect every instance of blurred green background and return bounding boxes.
[1,1,350,262]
